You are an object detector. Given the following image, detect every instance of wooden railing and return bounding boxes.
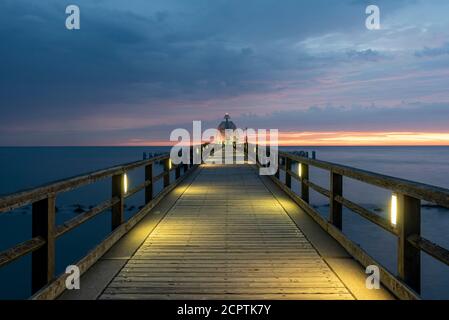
[0,146,204,298]
[250,143,449,299]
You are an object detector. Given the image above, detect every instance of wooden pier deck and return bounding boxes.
[100,164,353,300]
[3,143,448,300]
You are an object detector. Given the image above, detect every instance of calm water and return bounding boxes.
[0,146,448,299]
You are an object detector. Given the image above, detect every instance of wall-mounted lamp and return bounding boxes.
[123,173,128,194]
[390,193,398,226]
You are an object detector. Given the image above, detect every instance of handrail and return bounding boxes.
[279,151,449,208]
[249,143,449,299]
[0,144,206,297]
[0,237,46,268]
[0,154,168,213]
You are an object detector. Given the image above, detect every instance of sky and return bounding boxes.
[1,0,449,146]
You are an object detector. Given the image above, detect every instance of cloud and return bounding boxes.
[415,43,449,57]
[346,49,386,61]
[238,102,449,132]
[0,0,449,145]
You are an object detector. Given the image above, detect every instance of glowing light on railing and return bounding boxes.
[123,174,128,194]
[169,159,172,170]
[391,194,397,226]
[253,147,257,153]
[298,163,302,178]
[196,147,199,155]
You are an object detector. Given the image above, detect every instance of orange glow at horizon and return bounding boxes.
[274,131,449,146]
[119,131,449,147]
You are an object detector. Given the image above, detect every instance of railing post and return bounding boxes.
[145,163,153,204]
[31,195,56,294]
[190,146,193,168]
[330,171,342,229]
[397,194,421,293]
[244,142,248,163]
[301,163,309,203]
[275,155,280,179]
[222,143,225,164]
[200,145,204,164]
[175,163,181,179]
[265,145,270,168]
[256,144,259,165]
[164,158,170,188]
[285,157,292,188]
[111,173,125,230]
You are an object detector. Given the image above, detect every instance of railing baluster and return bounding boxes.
[233,143,237,164]
[31,195,56,293]
[201,145,204,164]
[145,163,153,204]
[255,144,259,165]
[285,157,292,188]
[275,155,280,179]
[164,158,170,188]
[299,163,309,203]
[397,194,421,293]
[330,171,343,229]
[111,173,125,230]
[175,163,181,179]
[265,145,270,168]
[301,163,309,203]
[222,143,225,164]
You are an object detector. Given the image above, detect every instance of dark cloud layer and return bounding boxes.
[0,0,448,145]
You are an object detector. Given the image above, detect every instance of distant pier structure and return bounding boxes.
[217,113,238,144]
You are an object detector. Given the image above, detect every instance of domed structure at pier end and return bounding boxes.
[217,113,238,144]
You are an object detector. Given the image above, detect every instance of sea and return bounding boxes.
[0,146,448,299]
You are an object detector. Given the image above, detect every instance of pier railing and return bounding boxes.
[250,143,449,299]
[2,143,449,300]
[0,146,204,298]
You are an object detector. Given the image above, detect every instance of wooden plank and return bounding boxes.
[103,287,350,294]
[268,173,420,300]
[100,293,353,300]
[0,237,45,268]
[408,234,449,266]
[56,197,119,238]
[99,164,353,300]
[32,167,196,300]
[335,195,397,235]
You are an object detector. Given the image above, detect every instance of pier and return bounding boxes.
[1,145,448,300]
